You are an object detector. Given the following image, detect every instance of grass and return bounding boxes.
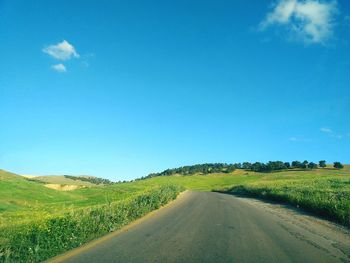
[1,167,349,225]
[226,177,350,225]
[0,185,183,262]
[220,166,350,226]
[29,175,96,186]
[0,170,79,214]
[0,168,259,226]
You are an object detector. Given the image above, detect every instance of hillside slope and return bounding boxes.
[0,170,81,213]
[1,166,349,225]
[31,175,96,186]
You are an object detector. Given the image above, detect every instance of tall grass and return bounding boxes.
[0,185,183,263]
[227,178,350,226]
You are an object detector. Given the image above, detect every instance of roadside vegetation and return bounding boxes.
[214,162,350,226]
[227,178,350,226]
[0,184,183,263]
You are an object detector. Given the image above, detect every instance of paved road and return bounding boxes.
[53,191,350,263]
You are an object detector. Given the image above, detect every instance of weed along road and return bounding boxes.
[52,191,350,263]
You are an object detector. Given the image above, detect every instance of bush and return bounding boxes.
[334,162,344,169]
[319,160,326,168]
[307,162,318,169]
[0,185,183,263]
[229,179,350,226]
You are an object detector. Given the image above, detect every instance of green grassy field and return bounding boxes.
[0,166,349,262]
[0,184,182,262]
[223,167,350,226]
[1,166,349,226]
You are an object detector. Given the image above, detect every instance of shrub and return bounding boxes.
[334,162,344,169]
[229,179,350,226]
[307,162,318,169]
[319,160,326,168]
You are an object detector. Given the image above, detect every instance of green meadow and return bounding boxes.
[1,167,350,226]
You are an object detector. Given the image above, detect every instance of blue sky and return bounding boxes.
[1,0,349,180]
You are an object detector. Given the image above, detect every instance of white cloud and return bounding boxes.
[43,40,79,60]
[320,127,346,139]
[288,136,311,142]
[260,0,338,44]
[51,63,67,73]
[263,0,297,25]
[81,61,89,68]
[320,127,332,133]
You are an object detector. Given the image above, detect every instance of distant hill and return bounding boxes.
[63,175,113,185]
[27,175,113,186]
[0,169,78,213]
[29,175,96,186]
[146,163,237,178]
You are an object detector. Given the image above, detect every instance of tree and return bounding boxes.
[319,160,326,168]
[333,162,344,169]
[250,161,288,172]
[233,163,242,169]
[307,162,318,169]
[266,161,287,171]
[145,163,238,178]
[300,160,308,169]
[251,162,266,172]
[284,162,291,169]
[291,161,301,168]
[242,162,252,170]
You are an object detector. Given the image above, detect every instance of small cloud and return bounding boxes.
[288,136,310,142]
[320,127,346,139]
[320,127,332,133]
[260,0,338,45]
[51,63,67,73]
[43,40,79,61]
[81,61,89,68]
[80,53,95,68]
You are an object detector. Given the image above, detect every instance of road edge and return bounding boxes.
[46,190,190,263]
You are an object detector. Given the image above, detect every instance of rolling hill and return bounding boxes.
[1,165,349,225]
[29,175,96,186]
[0,170,79,213]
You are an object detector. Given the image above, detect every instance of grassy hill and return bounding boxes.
[0,170,157,226]
[0,170,79,213]
[29,175,96,186]
[1,165,350,227]
[1,166,349,215]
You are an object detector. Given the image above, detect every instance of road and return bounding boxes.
[51,191,350,263]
